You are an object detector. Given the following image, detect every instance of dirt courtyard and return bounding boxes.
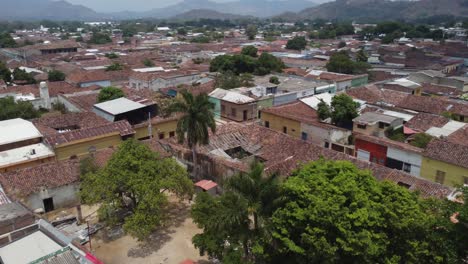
[91,199,209,264]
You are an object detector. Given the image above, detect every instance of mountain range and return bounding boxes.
[277,0,468,22]
[0,0,467,21]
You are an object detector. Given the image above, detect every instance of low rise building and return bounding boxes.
[129,70,204,91]
[353,112,404,137]
[0,119,55,173]
[209,88,257,122]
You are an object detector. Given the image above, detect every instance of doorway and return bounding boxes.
[43,197,54,212]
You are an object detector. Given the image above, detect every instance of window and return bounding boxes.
[301,132,308,141]
[464,176,468,185]
[403,163,411,173]
[435,170,446,184]
[159,133,165,140]
[265,121,270,128]
[221,105,226,113]
[231,108,236,117]
[283,126,287,134]
[378,122,388,129]
[357,124,367,129]
[324,142,330,148]
[169,131,175,138]
[258,111,262,119]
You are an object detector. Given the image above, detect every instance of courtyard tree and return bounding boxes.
[241,45,258,57]
[12,68,36,84]
[330,93,360,127]
[80,139,193,240]
[317,99,331,120]
[97,86,124,103]
[245,25,257,40]
[48,70,66,82]
[286,36,307,50]
[266,159,461,263]
[167,91,216,176]
[326,51,370,74]
[0,96,40,121]
[0,61,12,83]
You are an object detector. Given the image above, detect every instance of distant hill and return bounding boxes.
[141,0,317,19]
[0,0,100,21]
[171,9,254,21]
[278,0,468,22]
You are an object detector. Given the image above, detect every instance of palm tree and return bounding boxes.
[168,91,216,177]
[225,161,280,231]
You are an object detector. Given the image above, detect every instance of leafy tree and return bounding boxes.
[210,53,284,76]
[51,101,68,114]
[0,61,12,83]
[286,36,307,50]
[269,76,280,85]
[215,71,254,89]
[12,68,36,84]
[48,70,66,82]
[177,28,187,36]
[338,41,346,48]
[317,99,331,120]
[267,159,459,264]
[105,53,119,59]
[142,58,154,67]
[80,139,193,240]
[106,63,123,71]
[0,96,40,121]
[241,45,258,57]
[97,86,124,103]
[191,36,211,43]
[330,93,359,127]
[410,133,433,148]
[326,51,370,74]
[167,91,216,176]
[246,25,258,40]
[356,49,368,62]
[255,53,285,75]
[0,33,17,48]
[88,32,112,45]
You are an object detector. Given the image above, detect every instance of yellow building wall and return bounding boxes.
[55,134,123,160]
[420,157,468,187]
[0,157,55,173]
[261,112,301,139]
[134,120,178,140]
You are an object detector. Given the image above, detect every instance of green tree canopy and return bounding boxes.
[410,133,433,148]
[246,25,258,40]
[105,53,119,59]
[80,139,193,240]
[286,36,307,50]
[47,70,66,82]
[317,99,331,120]
[12,68,36,84]
[210,53,284,76]
[0,61,12,83]
[326,51,370,74]
[0,96,40,121]
[142,58,154,67]
[356,49,368,62]
[330,93,359,127]
[267,159,459,264]
[97,86,124,103]
[106,63,123,71]
[88,32,112,45]
[167,91,216,175]
[269,76,280,85]
[0,33,17,48]
[241,45,258,57]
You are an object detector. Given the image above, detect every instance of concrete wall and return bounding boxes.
[273,93,296,106]
[301,123,351,148]
[351,75,368,87]
[57,95,83,113]
[134,120,178,140]
[209,97,221,119]
[0,157,55,173]
[54,134,122,160]
[420,157,468,187]
[221,101,257,122]
[336,80,352,91]
[80,80,111,88]
[387,147,422,177]
[261,112,301,138]
[26,184,79,212]
[93,108,115,122]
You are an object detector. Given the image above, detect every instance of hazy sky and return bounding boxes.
[67,0,331,13]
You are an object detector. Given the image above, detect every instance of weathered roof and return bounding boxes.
[0,119,42,146]
[353,112,401,125]
[209,88,255,104]
[423,139,468,169]
[195,180,218,191]
[0,160,80,198]
[261,101,319,125]
[93,98,147,116]
[405,112,450,132]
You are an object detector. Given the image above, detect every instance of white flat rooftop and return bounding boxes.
[0,143,55,168]
[94,97,147,115]
[0,118,42,146]
[0,231,62,264]
[132,67,165,73]
[426,120,466,137]
[209,88,255,104]
[300,93,333,110]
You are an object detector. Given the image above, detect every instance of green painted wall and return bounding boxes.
[420,157,468,187]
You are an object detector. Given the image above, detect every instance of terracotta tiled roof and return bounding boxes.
[67,70,110,84]
[62,92,99,112]
[0,160,80,197]
[405,112,450,132]
[44,120,135,146]
[161,123,452,198]
[420,83,463,97]
[1,81,96,97]
[33,112,109,134]
[347,85,408,106]
[423,139,468,169]
[448,124,468,146]
[397,95,456,115]
[261,101,318,125]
